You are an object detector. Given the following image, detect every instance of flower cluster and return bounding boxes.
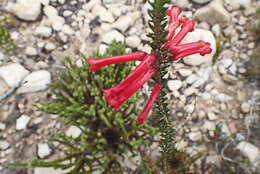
[87,5,212,124]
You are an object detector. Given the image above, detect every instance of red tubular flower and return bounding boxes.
[164,17,195,48]
[87,51,148,72]
[169,40,212,61]
[136,82,162,124]
[103,53,156,93]
[165,5,182,40]
[103,66,157,111]
[87,5,213,124]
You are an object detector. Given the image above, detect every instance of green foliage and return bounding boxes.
[0,15,15,52]
[10,42,156,174]
[147,0,170,54]
[147,0,178,172]
[0,24,15,52]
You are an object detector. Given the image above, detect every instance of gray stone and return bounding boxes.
[203,121,216,131]
[207,112,218,120]
[167,80,182,91]
[16,115,30,130]
[17,70,51,94]
[51,16,65,31]
[62,25,75,36]
[99,44,108,55]
[182,29,216,66]
[103,0,127,4]
[34,167,70,174]
[0,141,10,150]
[43,5,58,17]
[40,0,50,5]
[25,46,38,56]
[112,16,134,32]
[236,141,260,166]
[102,30,124,44]
[186,74,198,85]
[241,102,250,113]
[193,67,212,88]
[35,26,52,38]
[171,0,190,9]
[178,69,192,77]
[0,122,6,130]
[184,87,198,96]
[0,63,29,87]
[126,35,141,48]
[211,24,221,36]
[224,0,251,11]
[10,0,41,21]
[92,5,114,23]
[44,43,56,51]
[188,131,202,141]
[65,126,82,138]
[192,0,211,4]
[194,0,230,27]
[37,143,52,159]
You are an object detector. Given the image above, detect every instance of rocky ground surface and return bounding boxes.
[0,0,259,174]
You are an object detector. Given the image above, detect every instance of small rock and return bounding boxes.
[193,67,212,87]
[236,141,260,166]
[40,0,50,5]
[194,0,230,27]
[17,70,51,94]
[34,167,69,174]
[211,24,221,36]
[50,16,65,31]
[224,0,251,11]
[241,102,250,113]
[43,5,58,17]
[207,112,218,120]
[0,78,9,97]
[203,121,216,131]
[92,5,114,23]
[186,74,198,84]
[35,26,52,38]
[167,80,182,91]
[178,69,192,77]
[16,115,31,130]
[192,0,211,4]
[184,87,197,96]
[37,143,52,159]
[221,58,233,68]
[220,123,231,136]
[44,43,56,51]
[103,0,127,4]
[0,63,29,87]
[65,126,82,138]
[176,140,188,150]
[99,44,108,55]
[102,30,124,44]
[63,10,73,17]
[182,29,216,66]
[62,24,75,35]
[10,0,41,21]
[206,155,221,166]
[0,122,6,130]
[25,46,38,56]
[112,16,134,32]
[216,93,233,102]
[126,35,141,48]
[0,141,10,150]
[188,131,202,142]
[171,0,190,9]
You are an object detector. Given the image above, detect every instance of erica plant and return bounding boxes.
[87,0,212,172]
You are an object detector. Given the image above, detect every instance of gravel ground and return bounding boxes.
[0,0,259,173]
